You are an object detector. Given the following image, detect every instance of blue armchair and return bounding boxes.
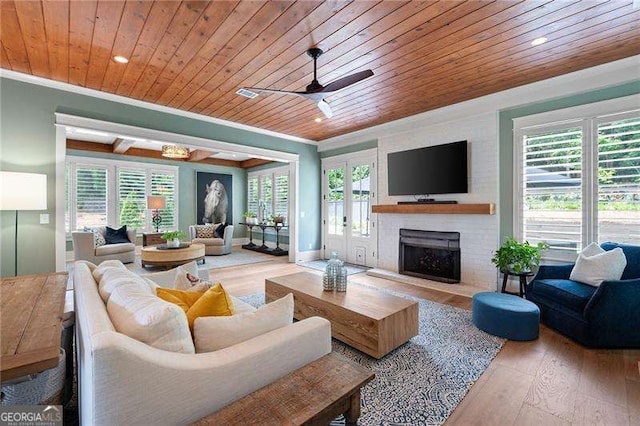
[526,242,640,348]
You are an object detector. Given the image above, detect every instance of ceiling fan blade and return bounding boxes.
[244,87,306,98]
[321,70,374,93]
[317,99,333,119]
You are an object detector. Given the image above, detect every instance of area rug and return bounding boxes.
[123,248,275,275]
[240,286,505,426]
[300,259,369,275]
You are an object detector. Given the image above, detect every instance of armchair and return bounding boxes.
[526,242,640,348]
[189,225,234,255]
[71,226,136,264]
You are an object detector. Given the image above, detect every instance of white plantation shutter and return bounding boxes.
[118,169,146,230]
[151,172,177,230]
[260,175,273,220]
[522,126,583,252]
[274,173,288,223]
[247,176,259,216]
[597,117,640,245]
[65,164,71,232]
[75,165,108,229]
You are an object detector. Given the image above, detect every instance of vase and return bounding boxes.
[167,238,180,248]
[245,217,258,225]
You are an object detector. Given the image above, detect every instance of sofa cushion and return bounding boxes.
[530,279,597,313]
[98,267,156,303]
[192,238,223,246]
[601,242,640,280]
[95,242,135,256]
[194,224,219,239]
[185,283,234,328]
[194,293,293,353]
[92,259,127,282]
[107,283,195,353]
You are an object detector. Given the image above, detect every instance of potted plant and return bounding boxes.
[243,211,258,225]
[491,237,549,274]
[161,230,186,248]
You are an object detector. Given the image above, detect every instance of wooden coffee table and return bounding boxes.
[141,243,205,269]
[266,272,419,358]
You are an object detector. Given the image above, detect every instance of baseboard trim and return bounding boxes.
[295,250,321,263]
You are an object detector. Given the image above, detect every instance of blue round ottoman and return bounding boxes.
[472,292,540,340]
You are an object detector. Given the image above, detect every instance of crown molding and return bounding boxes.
[0,69,317,146]
[317,55,640,152]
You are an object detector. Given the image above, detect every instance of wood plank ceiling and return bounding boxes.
[1,1,639,142]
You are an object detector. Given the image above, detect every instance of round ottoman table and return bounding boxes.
[472,292,540,340]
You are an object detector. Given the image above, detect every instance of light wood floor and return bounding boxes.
[214,258,640,426]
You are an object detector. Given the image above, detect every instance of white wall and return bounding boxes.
[376,111,499,288]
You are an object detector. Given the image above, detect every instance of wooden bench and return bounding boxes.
[192,352,374,426]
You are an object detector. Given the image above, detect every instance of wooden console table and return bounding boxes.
[1,272,68,381]
[192,353,374,426]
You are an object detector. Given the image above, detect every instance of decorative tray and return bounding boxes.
[156,243,191,250]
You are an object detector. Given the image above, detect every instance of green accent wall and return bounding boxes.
[498,80,640,241]
[319,140,378,158]
[0,77,320,277]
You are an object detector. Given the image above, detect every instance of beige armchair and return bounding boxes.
[72,226,136,264]
[188,225,233,255]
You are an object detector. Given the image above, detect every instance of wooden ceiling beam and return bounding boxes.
[188,149,216,162]
[112,138,135,154]
[67,139,242,168]
[239,158,274,169]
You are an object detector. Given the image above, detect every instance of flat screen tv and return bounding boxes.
[387,141,468,196]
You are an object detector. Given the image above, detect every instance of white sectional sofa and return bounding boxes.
[73,261,332,425]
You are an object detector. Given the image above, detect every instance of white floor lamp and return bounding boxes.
[0,171,48,276]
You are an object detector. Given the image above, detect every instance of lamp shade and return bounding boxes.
[146,195,166,209]
[0,171,47,210]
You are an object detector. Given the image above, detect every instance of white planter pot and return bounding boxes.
[245,217,258,225]
[167,238,180,248]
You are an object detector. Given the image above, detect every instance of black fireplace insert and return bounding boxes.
[399,229,461,284]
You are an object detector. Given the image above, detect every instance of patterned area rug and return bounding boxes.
[300,259,370,275]
[240,286,504,426]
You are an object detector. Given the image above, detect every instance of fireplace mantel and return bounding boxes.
[372,203,495,215]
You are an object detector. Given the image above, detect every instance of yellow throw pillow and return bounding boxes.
[186,283,234,328]
[156,283,234,329]
[156,287,204,312]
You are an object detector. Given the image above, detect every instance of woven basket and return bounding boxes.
[1,349,66,406]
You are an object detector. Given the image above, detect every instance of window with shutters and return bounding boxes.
[515,103,640,261]
[66,156,178,234]
[248,166,289,226]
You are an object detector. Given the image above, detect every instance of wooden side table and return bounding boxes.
[1,272,68,381]
[143,232,164,247]
[500,270,534,297]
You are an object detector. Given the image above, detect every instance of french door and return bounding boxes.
[322,152,377,267]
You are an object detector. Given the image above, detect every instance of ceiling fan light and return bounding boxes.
[161,145,190,159]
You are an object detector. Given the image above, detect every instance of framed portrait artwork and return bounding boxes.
[196,172,232,225]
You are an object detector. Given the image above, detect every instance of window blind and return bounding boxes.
[151,172,177,229]
[247,176,259,216]
[75,166,108,229]
[274,174,288,223]
[118,169,146,229]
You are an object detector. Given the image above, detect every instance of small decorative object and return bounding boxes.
[272,215,285,225]
[491,237,549,274]
[161,144,190,159]
[243,211,258,225]
[147,195,166,232]
[336,269,348,292]
[324,252,347,292]
[161,230,186,248]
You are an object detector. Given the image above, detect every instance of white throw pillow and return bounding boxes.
[193,293,294,353]
[107,283,195,353]
[570,247,627,287]
[173,263,202,290]
[98,267,156,303]
[580,242,605,257]
[92,259,126,282]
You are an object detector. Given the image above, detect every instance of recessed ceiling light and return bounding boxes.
[531,37,547,46]
[113,55,129,64]
[314,118,322,123]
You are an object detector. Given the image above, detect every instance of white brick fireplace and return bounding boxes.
[375,111,499,289]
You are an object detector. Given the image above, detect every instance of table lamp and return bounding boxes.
[0,171,47,276]
[147,195,166,232]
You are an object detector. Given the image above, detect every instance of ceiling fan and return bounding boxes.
[242,48,374,119]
